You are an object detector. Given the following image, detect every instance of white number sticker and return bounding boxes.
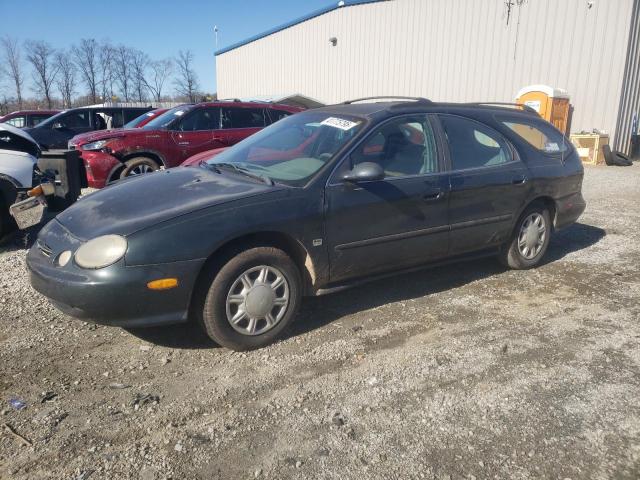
[320,117,359,131]
[545,142,560,152]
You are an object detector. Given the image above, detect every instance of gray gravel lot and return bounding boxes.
[1,164,639,480]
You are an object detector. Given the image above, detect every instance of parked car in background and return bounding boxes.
[25,105,152,150]
[181,147,227,166]
[0,110,60,129]
[68,108,169,151]
[0,124,43,237]
[27,98,585,350]
[76,101,302,188]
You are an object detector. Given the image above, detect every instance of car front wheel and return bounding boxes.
[198,247,302,350]
[499,204,551,269]
[120,157,160,178]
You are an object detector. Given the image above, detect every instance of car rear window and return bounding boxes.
[221,107,266,129]
[498,116,568,154]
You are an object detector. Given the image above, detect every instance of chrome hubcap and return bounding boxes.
[129,164,154,176]
[518,213,546,259]
[225,265,289,336]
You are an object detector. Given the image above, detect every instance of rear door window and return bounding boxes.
[439,115,512,170]
[221,107,266,129]
[266,109,292,125]
[498,116,569,154]
[93,109,121,130]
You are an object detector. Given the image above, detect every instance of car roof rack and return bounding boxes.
[460,102,539,114]
[343,96,434,105]
[217,98,243,103]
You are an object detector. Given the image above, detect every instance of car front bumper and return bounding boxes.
[27,222,204,327]
[80,151,121,189]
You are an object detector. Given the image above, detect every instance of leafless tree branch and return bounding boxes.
[1,36,25,109]
[173,50,199,102]
[25,40,59,108]
[55,50,77,108]
[72,39,99,103]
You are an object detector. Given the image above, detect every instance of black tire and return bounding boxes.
[0,200,17,241]
[119,157,160,179]
[197,247,302,351]
[499,204,551,269]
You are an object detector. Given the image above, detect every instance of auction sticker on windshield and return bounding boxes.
[320,117,360,131]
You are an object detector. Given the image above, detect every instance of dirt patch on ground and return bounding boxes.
[1,165,639,479]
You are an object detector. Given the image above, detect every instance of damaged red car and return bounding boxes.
[77,102,301,188]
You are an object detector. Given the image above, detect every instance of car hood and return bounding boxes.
[72,128,147,146]
[0,123,41,157]
[55,166,282,240]
[70,129,127,146]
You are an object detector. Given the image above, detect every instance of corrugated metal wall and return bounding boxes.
[216,0,634,144]
[614,0,640,154]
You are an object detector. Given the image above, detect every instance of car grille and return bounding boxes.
[37,240,53,258]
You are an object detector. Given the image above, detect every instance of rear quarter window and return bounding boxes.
[498,116,568,154]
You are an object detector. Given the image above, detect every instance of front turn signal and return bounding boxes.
[147,278,179,290]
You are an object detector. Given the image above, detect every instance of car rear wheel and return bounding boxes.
[499,204,551,269]
[120,157,160,179]
[0,199,17,241]
[198,247,302,351]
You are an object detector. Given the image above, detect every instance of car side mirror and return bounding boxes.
[52,122,64,130]
[342,162,384,183]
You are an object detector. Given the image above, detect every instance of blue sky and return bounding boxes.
[1,0,331,94]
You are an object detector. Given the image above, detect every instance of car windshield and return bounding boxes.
[204,111,365,186]
[142,105,193,130]
[124,110,158,128]
[33,109,70,129]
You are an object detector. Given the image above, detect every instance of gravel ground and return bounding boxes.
[1,164,639,480]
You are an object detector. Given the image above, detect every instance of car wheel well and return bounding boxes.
[190,232,316,314]
[518,196,557,230]
[0,179,18,207]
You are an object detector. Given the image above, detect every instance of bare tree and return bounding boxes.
[99,42,115,101]
[113,45,132,101]
[25,40,59,108]
[1,36,25,109]
[144,58,173,102]
[174,50,199,102]
[73,39,99,103]
[55,50,76,108]
[130,49,149,102]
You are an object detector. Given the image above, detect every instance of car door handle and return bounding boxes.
[213,136,227,143]
[512,175,527,184]
[178,141,190,145]
[423,190,443,201]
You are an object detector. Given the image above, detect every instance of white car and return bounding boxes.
[0,123,44,237]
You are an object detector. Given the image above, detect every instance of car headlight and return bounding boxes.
[75,235,127,269]
[82,140,110,151]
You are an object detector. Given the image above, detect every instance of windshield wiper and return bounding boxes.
[213,162,274,185]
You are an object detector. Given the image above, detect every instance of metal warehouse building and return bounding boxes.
[215,0,640,154]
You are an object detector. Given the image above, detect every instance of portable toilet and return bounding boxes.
[516,85,571,133]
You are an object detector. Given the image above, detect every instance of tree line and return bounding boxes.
[0,36,209,114]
